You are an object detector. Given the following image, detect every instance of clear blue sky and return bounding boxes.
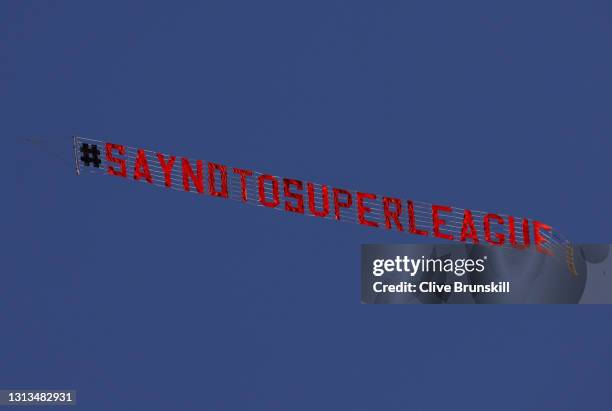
[6,1,612,409]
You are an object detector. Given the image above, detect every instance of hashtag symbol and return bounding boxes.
[80,143,101,168]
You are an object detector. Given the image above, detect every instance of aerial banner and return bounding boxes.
[73,136,577,273]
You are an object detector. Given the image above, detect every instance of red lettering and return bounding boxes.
[258,174,280,208]
[533,221,553,255]
[283,179,304,214]
[307,183,329,218]
[383,197,403,231]
[232,168,253,202]
[407,200,428,236]
[460,209,479,244]
[484,213,505,246]
[357,192,378,228]
[133,149,152,184]
[105,143,126,177]
[181,158,204,193]
[156,153,176,188]
[432,204,454,241]
[208,162,228,198]
[333,188,353,220]
[508,216,530,249]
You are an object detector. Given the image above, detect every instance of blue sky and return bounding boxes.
[6,1,612,410]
